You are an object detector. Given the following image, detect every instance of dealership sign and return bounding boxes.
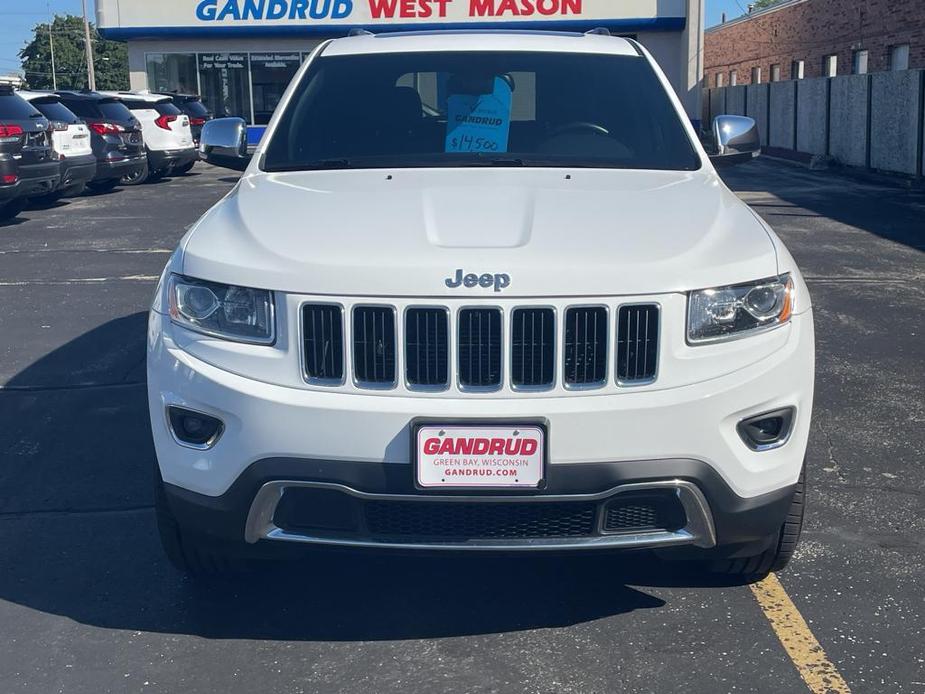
[97,0,686,36]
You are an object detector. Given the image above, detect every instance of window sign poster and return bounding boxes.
[198,53,251,120]
[445,76,513,154]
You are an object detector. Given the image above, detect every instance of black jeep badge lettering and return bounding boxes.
[445,269,511,293]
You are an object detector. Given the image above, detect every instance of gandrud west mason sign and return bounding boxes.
[96,0,688,37]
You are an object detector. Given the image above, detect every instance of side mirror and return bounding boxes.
[199,117,251,171]
[708,115,760,167]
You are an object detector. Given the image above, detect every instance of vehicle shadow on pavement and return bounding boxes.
[0,313,742,642]
[720,159,925,254]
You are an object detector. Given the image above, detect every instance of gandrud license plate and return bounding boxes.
[415,424,545,489]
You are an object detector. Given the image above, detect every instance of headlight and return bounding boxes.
[168,274,275,344]
[687,274,793,343]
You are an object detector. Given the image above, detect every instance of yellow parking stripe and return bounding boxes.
[749,573,852,694]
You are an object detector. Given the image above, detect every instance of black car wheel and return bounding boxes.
[121,162,149,186]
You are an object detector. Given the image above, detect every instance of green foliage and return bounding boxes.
[751,0,783,10]
[18,15,128,91]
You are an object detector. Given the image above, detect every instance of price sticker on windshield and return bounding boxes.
[445,76,513,154]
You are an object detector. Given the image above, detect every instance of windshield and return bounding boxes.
[263,50,700,172]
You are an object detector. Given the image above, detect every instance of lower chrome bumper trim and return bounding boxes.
[243,479,717,551]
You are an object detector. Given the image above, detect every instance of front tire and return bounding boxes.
[713,463,806,577]
[154,467,240,577]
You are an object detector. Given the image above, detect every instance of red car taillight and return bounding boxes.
[189,117,206,126]
[89,122,124,135]
[0,123,24,143]
[155,114,178,130]
[1,174,17,185]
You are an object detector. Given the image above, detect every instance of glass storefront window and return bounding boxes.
[146,53,198,94]
[250,53,301,125]
[198,53,252,122]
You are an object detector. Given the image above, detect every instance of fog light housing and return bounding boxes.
[167,406,224,448]
[737,407,795,451]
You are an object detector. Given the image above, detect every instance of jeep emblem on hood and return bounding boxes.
[445,269,511,293]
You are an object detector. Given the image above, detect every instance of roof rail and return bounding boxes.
[347,27,374,36]
[584,27,611,36]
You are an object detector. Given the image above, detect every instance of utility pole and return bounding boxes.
[81,0,96,90]
[47,3,57,90]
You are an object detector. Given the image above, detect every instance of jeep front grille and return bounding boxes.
[299,301,659,393]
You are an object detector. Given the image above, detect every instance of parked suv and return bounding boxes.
[150,32,813,578]
[160,92,212,148]
[100,92,197,183]
[55,90,146,193]
[18,90,97,200]
[0,85,60,220]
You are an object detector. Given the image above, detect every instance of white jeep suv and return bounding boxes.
[149,31,814,577]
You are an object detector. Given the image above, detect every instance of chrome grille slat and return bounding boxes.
[563,306,608,387]
[353,306,396,386]
[405,307,449,388]
[511,307,555,388]
[302,304,344,383]
[458,307,502,389]
[616,304,659,384]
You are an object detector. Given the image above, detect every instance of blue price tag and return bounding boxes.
[445,77,513,154]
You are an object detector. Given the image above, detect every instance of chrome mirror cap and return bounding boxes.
[199,117,251,171]
[709,115,761,167]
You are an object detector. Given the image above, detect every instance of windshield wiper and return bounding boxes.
[305,158,352,169]
[476,156,525,167]
[266,159,353,172]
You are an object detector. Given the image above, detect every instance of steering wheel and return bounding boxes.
[546,121,610,138]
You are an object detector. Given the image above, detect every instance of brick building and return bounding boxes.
[704,0,925,87]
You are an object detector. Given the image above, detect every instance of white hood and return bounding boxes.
[180,168,778,297]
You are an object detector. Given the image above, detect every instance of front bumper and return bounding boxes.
[161,457,797,556]
[149,307,814,553]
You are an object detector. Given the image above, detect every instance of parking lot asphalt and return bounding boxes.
[0,160,922,693]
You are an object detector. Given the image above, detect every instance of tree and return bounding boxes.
[18,15,128,91]
[751,0,784,10]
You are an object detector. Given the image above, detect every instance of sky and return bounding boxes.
[0,0,747,78]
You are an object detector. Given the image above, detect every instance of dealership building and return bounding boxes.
[97,0,704,139]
